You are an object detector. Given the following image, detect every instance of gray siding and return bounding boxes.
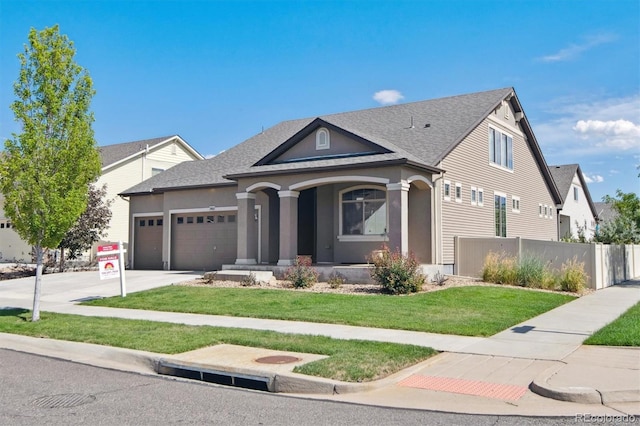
[440,114,557,264]
[274,128,378,163]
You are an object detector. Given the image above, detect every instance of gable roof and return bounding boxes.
[121,87,560,203]
[99,135,204,170]
[549,164,598,219]
[594,201,616,222]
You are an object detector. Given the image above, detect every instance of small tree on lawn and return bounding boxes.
[0,26,101,321]
[58,183,113,270]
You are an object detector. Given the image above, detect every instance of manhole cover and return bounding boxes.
[255,355,301,364]
[32,393,96,408]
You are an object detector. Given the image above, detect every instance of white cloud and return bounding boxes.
[533,94,640,156]
[573,119,640,151]
[538,33,617,62]
[373,90,404,105]
[582,173,604,184]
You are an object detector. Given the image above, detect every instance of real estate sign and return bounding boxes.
[98,254,120,280]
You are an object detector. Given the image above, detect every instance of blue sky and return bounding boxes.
[1,0,638,202]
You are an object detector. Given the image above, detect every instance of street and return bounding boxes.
[0,349,579,425]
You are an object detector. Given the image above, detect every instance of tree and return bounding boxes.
[0,26,101,321]
[58,183,113,270]
[594,190,640,244]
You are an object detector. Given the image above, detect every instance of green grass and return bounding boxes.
[0,308,435,382]
[584,302,640,346]
[83,285,575,337]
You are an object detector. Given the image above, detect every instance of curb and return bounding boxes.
[530,363,640,405]
[0,332,438,395]
[0,332,161,375]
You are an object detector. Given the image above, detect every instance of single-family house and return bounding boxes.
[0,135,203,262]
[549,164,598,240]
[121,87,562,273]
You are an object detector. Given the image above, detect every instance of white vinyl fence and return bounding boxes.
[454,237,640,290]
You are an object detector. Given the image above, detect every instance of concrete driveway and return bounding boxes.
[0,269,204,311]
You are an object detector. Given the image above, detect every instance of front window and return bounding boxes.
[489,127,513,170]
[341,188,386,236]
[495,193,507,237]
[573,187,579,201]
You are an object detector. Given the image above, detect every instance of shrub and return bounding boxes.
[516,255,546,288]
[482,252,517,285]
[327,271,346,289]
[284,256,319,289]
[559,257,587,293]
[431,270,447,286]
[240,272,259,287]
[368,247,425,295]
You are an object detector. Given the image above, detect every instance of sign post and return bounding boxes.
[97,242,127,297]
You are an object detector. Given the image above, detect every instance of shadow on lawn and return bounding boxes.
[0,308,30,320]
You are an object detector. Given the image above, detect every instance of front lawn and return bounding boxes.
[83,285,575,337]
[584,302,640,346]
[0,308,435,382]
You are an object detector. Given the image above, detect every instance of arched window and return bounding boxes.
[316,128,330,150]
[340,187,386,236]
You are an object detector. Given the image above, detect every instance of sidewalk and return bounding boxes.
[1,272,639,416]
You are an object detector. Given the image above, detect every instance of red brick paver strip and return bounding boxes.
[398,375,529,401]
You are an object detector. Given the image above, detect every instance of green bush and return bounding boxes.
[284,256,318,289]
[369,247,425,295]
[559,257,587,293]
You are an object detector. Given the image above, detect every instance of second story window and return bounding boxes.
[489,127,513,170]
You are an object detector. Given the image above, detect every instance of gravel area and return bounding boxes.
[177,274,507,296]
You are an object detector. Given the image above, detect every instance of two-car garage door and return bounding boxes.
[170,212,237,271]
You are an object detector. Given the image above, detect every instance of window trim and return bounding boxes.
[478,188,484,207]
[488,125,514,172]
[443,180,451,201]
[316,127,330,150]
[337,185,388,242]
[512,196,520,213]
[470,186,477,206]
[494,191,507,238]
[455,183,462,203]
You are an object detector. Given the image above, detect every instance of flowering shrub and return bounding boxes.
[284,255,318,289]
[368,246,425,295]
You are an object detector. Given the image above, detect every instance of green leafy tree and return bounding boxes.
[58,183,113,270]
[0,26,101,321]
[595,190,640,244]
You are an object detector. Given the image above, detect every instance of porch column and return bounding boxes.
[386,181,410,254]
[235,192,257,265]
[277,190,299,266]
[432,177,443,265]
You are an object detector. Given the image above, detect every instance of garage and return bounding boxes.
[133,216,163,269]
[170,212,237,271]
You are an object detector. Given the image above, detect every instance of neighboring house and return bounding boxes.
[121,87,562,273]
[549,164,598,240]
[0,135,203,262]
[594,201,617,224]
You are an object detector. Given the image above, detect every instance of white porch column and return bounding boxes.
[386,181,410,255]
[432,178,443,265]
[277,190,299,266]
[235,192,257,265]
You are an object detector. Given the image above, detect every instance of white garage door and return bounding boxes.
[171,213,237,271]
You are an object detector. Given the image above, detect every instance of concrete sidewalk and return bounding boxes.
[1,271,638,416]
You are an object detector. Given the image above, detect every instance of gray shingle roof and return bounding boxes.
[549,164,579,203]
[121,88,517,195]
[549,163,598,218]
[98,135,180,168]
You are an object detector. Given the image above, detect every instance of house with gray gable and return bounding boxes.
[549,164,598,240]
[0,135,203,262]
[121,87,562,273]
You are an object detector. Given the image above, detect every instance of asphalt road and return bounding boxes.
[0,349,583,426]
